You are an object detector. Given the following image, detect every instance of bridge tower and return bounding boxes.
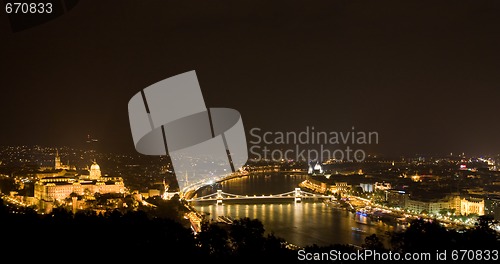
[216,189,223,205]
[294,187,302,203]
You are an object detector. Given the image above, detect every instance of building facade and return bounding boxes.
[460,197,485,216]
[404,195,484,216]
[34,158,126,207]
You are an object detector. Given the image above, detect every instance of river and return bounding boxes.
[192,172,403,248]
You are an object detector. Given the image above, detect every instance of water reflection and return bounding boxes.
[193,173,400,247]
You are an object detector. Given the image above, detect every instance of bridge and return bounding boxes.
[187,188,333,205]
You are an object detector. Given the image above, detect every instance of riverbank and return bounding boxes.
[190,173,404,247]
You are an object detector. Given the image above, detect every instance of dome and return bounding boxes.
[91,162,100,171]
[89,160,102,179]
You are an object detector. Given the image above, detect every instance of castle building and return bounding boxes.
[34,155,126,212]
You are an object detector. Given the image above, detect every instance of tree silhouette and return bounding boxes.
[390,218,455,252]
[1,198,499,262]
[229,217,266,258]
[463,215,499,249]
[362,234,386,251]
[197,221,231,259]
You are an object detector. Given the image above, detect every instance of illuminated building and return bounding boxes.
[301,178,328,194]
[33,160,126,212]
[411,173,421,182]
[386,189,409,208]
[460,197,485,216]
[89,160,101,180]
[299,178,352,195]
[485,196,500,218]
[359,183,373,193]
[334,182,349,193]
[374,182,391,191]
[308,161,324,175]
[445,195,484,216]
[405,195,484,216]
[406,199,430,214]
[54,150,76,170]
[36,151,77,178]
[36,169,77,179]
[449,195,462,213]
[406,198,449,215]
[146,189,161,198]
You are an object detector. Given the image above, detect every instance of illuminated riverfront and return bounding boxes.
[1,145,499,260]
[196,202,399,247]
[2,1,500,259]
[192,172,402,247]
[188,162,500,247]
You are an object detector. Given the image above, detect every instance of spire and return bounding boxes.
[54,149,61,169]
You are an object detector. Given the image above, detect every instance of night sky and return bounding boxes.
[0,0,499,157]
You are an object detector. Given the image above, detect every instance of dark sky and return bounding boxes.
[0,0,499,157]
